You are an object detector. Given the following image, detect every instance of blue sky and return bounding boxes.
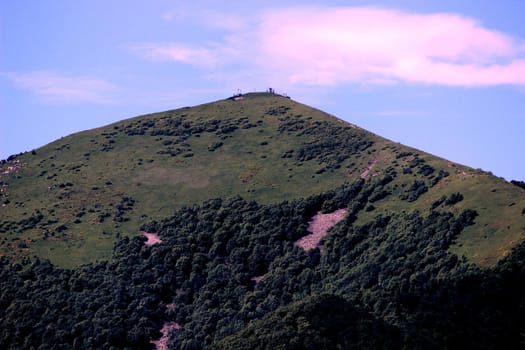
[1,0,524,180]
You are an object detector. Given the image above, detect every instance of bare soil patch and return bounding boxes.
[150,322,181,350]
[295,208,347,252]
[142,232,162,245]
[251,275,264,284]
[360,159,377,179]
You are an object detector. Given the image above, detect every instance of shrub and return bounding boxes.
[399,180,428,202]
[511,180,525,190]
[208,142,223,152]
[445,192,464,206]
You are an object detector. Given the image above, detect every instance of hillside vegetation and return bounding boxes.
[1,92,525,348]
[1,184,524,349]
[1,93,524,267]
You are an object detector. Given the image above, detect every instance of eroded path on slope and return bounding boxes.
[294,208,347,252]
[142,232,162,245]
[150,322,181,350]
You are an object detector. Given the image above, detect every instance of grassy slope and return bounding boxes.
[351,135,525,266]
[1,92,524,267]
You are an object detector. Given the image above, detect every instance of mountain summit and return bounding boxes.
[1,92,524,348]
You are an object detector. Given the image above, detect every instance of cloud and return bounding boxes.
[132,6,525,87]
[161,5,247,31]
[3,71,117,104]
[257,7,525,86]
[131,43,219,67]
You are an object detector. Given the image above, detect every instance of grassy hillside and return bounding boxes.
[1,92,524,267]
[1,92,525,349]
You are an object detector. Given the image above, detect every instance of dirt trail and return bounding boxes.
[294,208,347,251]
[142,232,162,245]
[360,160,377,179]
[150,322,181,350]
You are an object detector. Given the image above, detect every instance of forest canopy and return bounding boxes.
[1,178,524,349]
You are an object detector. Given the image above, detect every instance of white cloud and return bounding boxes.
[132,6,525,88]
[257,7,525,86]
[3,71,117,104]
[131,43,219,67]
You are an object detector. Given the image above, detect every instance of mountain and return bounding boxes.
[1,92,524,349]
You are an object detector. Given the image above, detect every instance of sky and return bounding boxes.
[1,0,524,180]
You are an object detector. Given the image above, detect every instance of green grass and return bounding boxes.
[351,139,525,266]
[1,92,524,267]
[0,94,359,266]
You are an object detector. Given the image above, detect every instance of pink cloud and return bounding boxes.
[4,71,117,104]
[256,7,525,86]
[132,6,525,87]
